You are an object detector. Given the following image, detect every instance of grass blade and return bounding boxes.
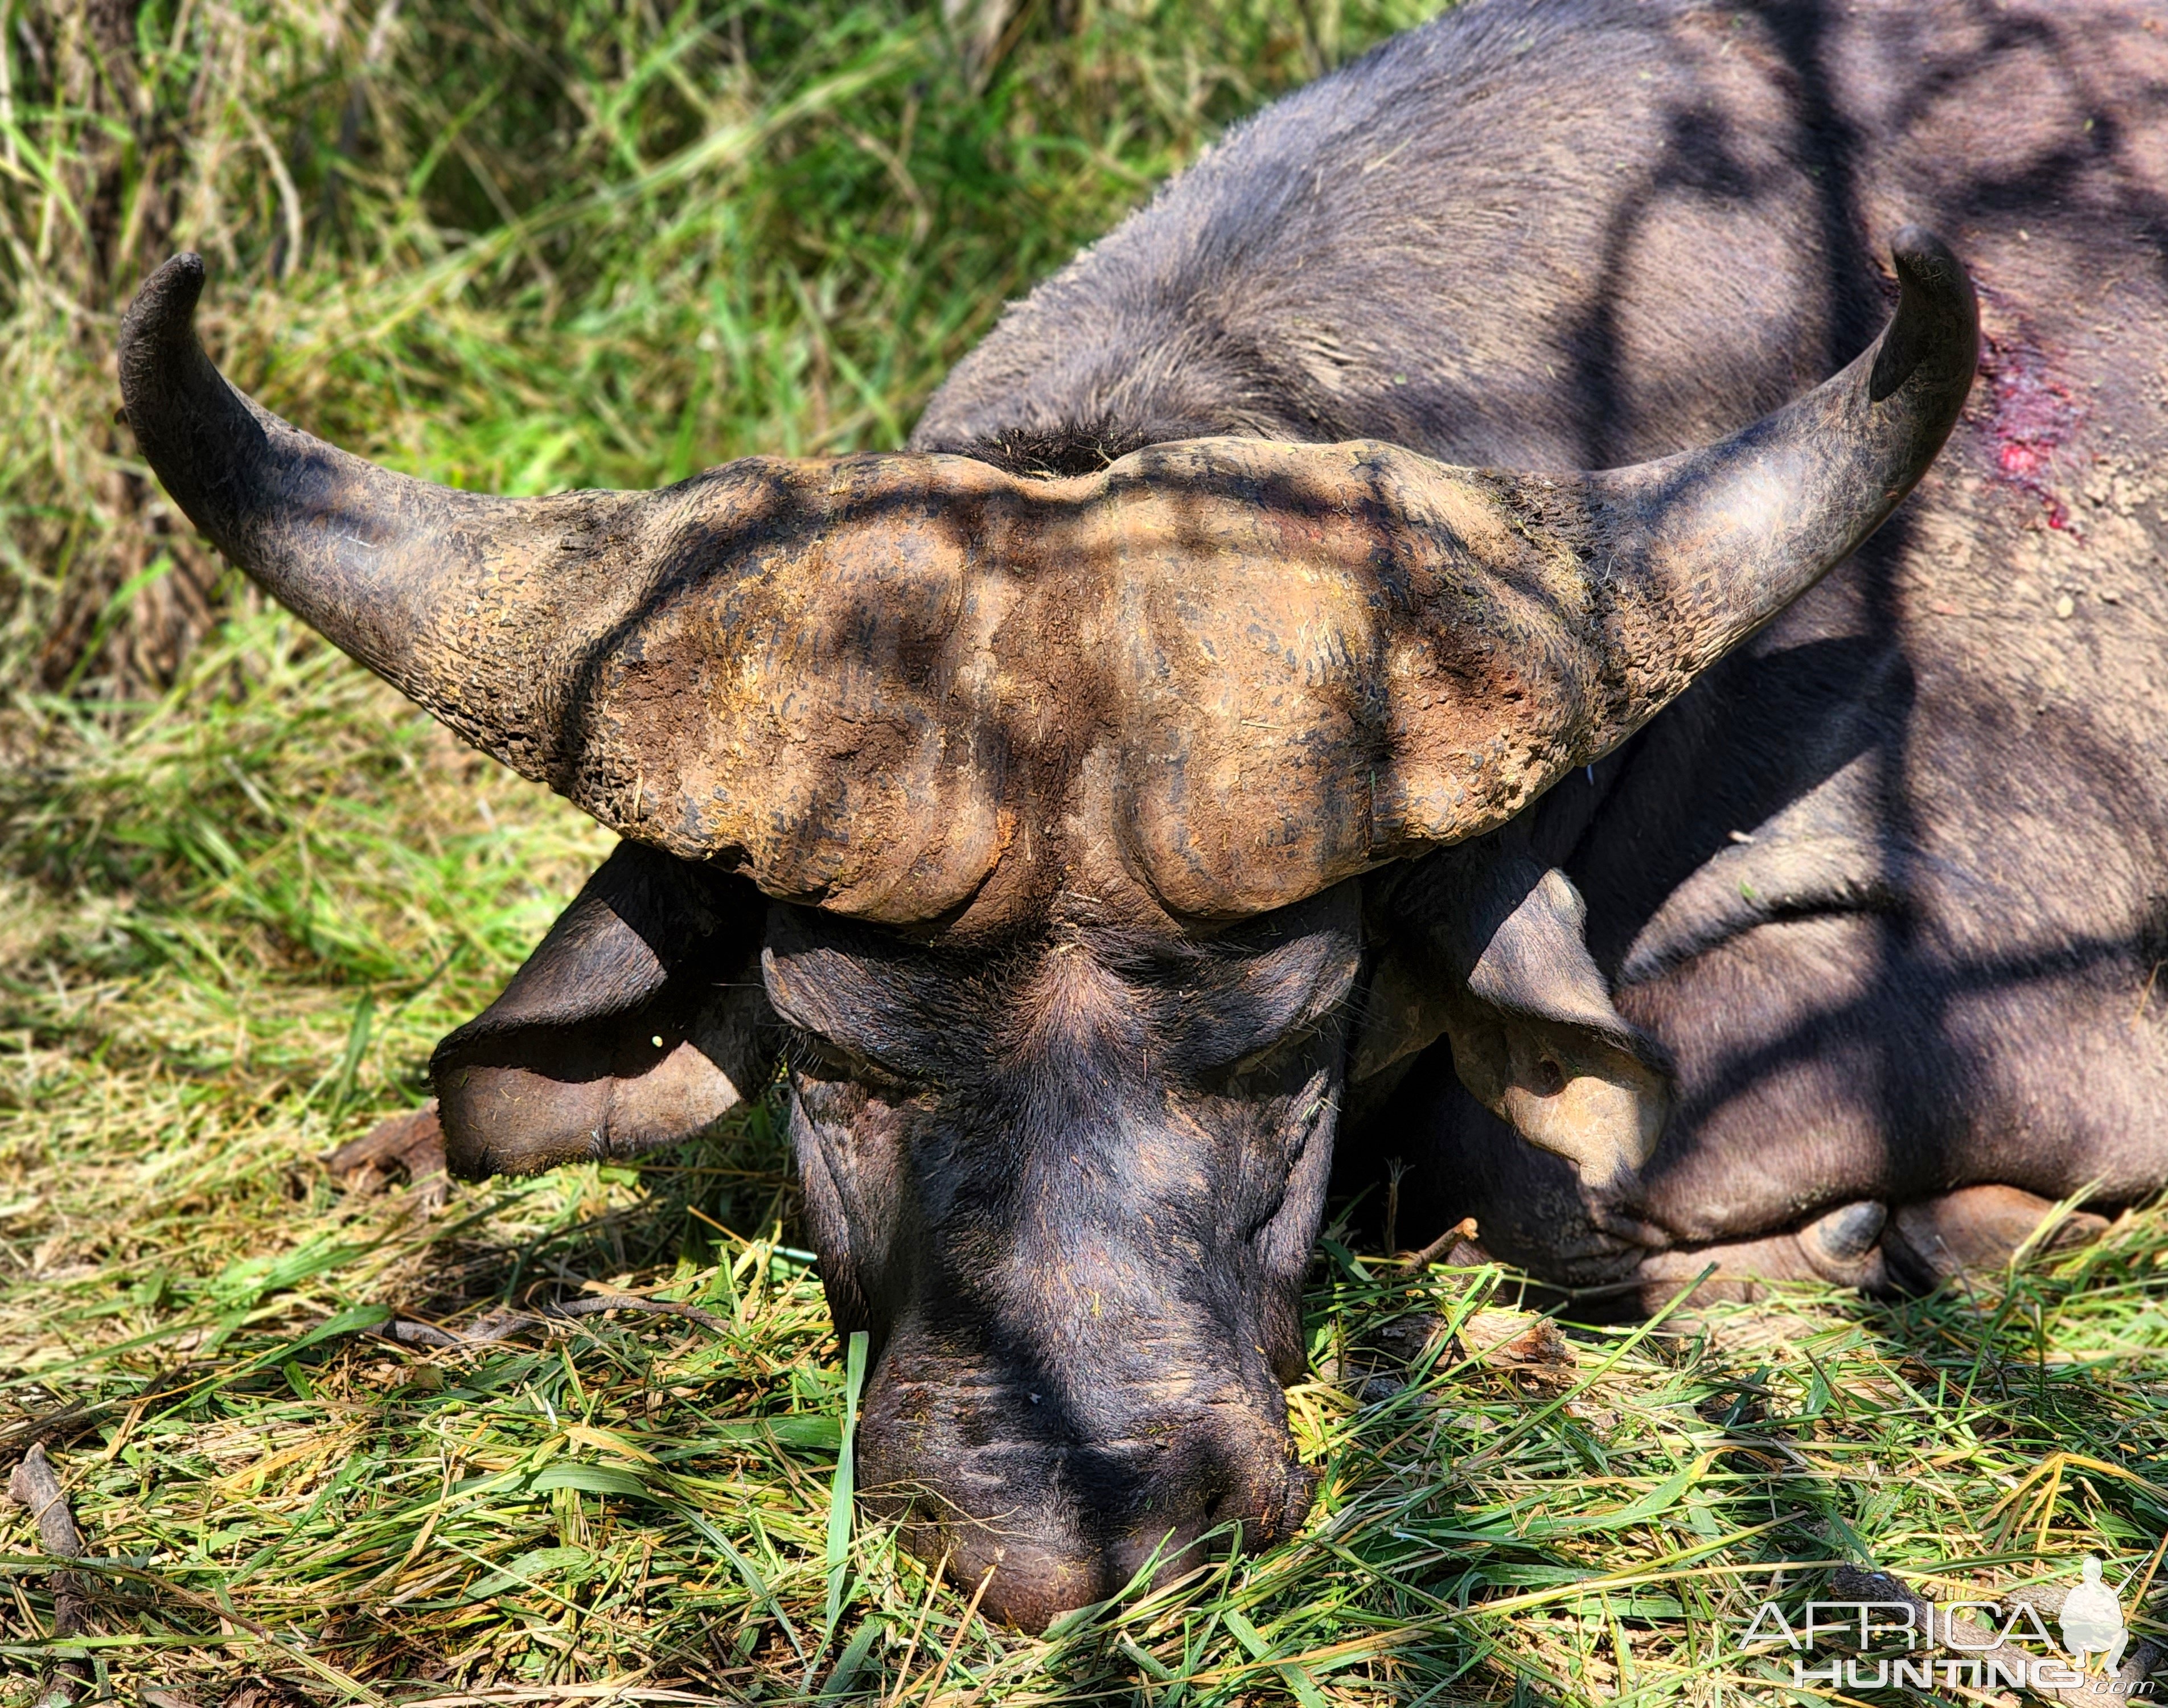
[824,1327,871,1647]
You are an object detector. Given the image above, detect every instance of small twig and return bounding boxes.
[373,1307,535,1348]
[548,1294,729,1332]
[7,1443,89,1705]
[0,1400,108,1460]
[8,1448,85,1567]
[1397,1216,1483,1271]
[375,1318,469,1348]
[372,1292,729,1350]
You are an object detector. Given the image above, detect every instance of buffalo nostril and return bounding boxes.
[870,1430,1312,1628]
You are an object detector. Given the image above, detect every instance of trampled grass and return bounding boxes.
[3,2,2167,1703]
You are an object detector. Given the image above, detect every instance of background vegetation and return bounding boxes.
[2,1,2164,1702]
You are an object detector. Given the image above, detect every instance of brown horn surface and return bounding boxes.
[118,253,646,783]
[118,233,1974,929]
[1521,224,1976,749]
[1344,225,1979,876]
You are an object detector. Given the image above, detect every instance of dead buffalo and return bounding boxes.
[119,0,2166,1631]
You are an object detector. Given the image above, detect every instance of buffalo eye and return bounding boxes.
[789,1027,936,1098]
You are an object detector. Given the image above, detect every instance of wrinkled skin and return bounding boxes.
[117,0,2168,1635]
[421,847,1367,1624]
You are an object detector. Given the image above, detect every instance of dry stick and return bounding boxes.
[7,1443,89,1706]
[548,1295,730,1332]
[913,1565,997,1705]
[376,1293,730,1349]
[1397,1216,1481,1271]
[376,1317,488,1348]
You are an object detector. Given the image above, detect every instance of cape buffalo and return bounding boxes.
[119,0,2166,1631]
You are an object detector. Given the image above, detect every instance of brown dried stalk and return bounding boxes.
[7,1442,90,1707]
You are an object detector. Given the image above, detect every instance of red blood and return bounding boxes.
[1978,333,2080,532]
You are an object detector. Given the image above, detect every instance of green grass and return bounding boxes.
[4,2,2167,1703]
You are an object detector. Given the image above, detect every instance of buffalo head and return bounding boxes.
[118,230,1976,1627]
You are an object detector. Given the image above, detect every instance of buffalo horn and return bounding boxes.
[1541,223,1977,737]
[116,254,664,790]
[117,232,1976,924]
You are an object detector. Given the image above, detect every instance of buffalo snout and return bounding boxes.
[854,1329,1315,1630]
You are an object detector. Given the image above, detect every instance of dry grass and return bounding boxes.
[3,1,2166,1703]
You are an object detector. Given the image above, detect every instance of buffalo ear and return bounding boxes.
[1367,855,1671,1189]
[432,843,775,1179]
